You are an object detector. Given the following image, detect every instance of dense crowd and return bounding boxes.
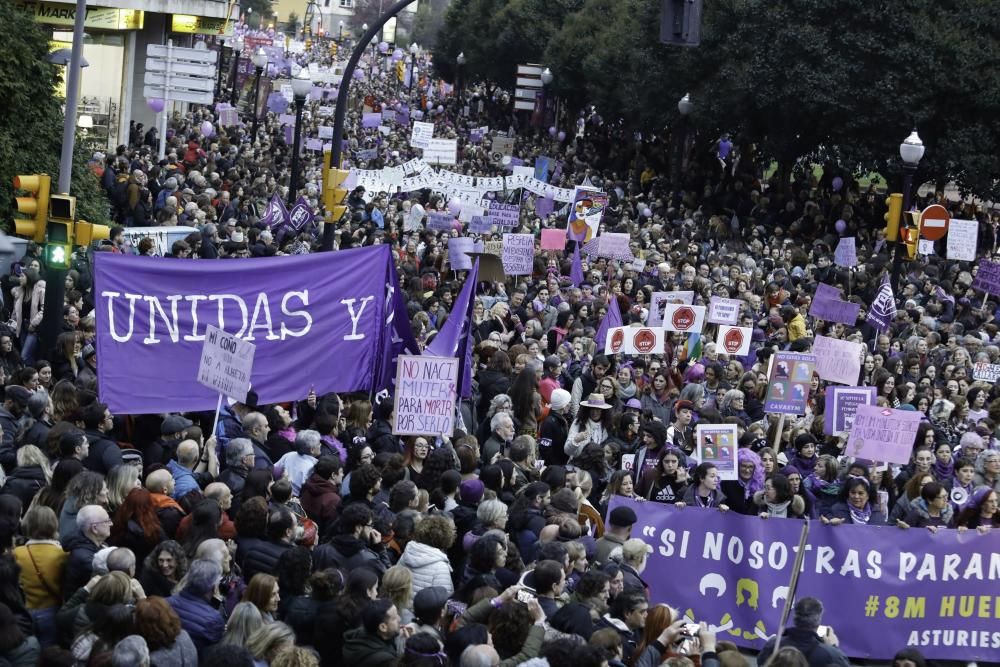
[0,24,996,667]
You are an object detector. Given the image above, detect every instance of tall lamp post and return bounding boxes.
[250,47,268,141]
[228,35,244,106]
[674,92,692,186]
[891,128,925,290]
[339,20,344,42]
[408,42,419,93]
[287,69,312,207]
[540,67,553,131]
[456,51,466,97]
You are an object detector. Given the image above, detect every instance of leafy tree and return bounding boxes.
[284,11,300,37]
[410,0,451,48]
[0,2,109,229]
[242,0,275,27]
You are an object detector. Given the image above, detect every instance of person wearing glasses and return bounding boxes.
[62,504,112,593]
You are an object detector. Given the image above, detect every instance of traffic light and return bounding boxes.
[75,221,111,247]
[13,174,51,243]
[395,60,405,82]
[326,168,350,224]
[902,211,921,260]
[45,194,75,269]
[883,193,902,242]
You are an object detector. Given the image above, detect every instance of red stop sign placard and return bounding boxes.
[723,328,745,354]
[672,306,695,331]
[920,204,950,241]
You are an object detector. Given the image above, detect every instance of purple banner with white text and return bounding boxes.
[94,246,397,413]
[611,498,1000,662]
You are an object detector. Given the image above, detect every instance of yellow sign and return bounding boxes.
[15,1,143,30]
[171,14,235,36]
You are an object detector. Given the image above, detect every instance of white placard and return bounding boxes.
[423,138,458,165]
[946,219,978,261]
[197,325,256,402]
[707,297,743,325]
[659,304,707,333]
[393,355,458,436]
[918,239,935,256]
[716,326,752,356]
[648,291,695,326]
[604,326,665,355]
[410,121,435,149]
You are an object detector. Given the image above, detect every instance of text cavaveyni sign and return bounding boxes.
[611,498,1000,662]
[94,246,401,414]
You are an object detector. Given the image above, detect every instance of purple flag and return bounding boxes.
[426,260,480,399]
[93,246,399,413]
[288,196,314,231]
[374,260,420,396]
[569,241,585,287]
[609,497,997,662]
[866,273,896,332]
[595,293,623,351]
[260,193,290,230]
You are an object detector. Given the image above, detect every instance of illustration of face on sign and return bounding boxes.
[567,189,607,244]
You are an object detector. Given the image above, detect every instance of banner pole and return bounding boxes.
[211,393,224,442]
[768,519,811,664]
[771,413,785,450]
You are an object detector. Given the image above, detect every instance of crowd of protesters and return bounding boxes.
[0,20,996,667]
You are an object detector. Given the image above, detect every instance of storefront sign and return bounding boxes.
[16,1,143,30]
[171,15,234,36]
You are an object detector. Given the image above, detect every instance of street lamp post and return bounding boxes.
[287,69,312,207]
[891,128,925,290]
[456,51,466,97]
[674,93,692,186]
[228,35,244,106]
[250,47,268,141]
[339,21,344,42]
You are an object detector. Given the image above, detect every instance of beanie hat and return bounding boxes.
[459,479,485,504]
[549,389,571,412]
[608,506,637,527]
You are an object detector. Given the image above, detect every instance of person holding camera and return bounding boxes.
[757,597,850,667]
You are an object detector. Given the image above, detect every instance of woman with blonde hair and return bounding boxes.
[1,445,52,511]
[380,565,414,624]
[221,601,264,647]
[247,621,296,665]
[243,573,281,622]
[104,464,140,514]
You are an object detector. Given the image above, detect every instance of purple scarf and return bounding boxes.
[849,503,873,524]
[933,459,954,481]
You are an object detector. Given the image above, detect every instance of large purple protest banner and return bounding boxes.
[611,498,1000,662]
[94,246,397,414]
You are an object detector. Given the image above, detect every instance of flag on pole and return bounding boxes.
[570,242,585,287]
[426,259,480,399]
[866,273,897,332]
[260,193,290,231]
[595,295,623,352]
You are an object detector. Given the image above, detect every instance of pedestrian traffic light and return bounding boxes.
[45,194,75,270]
[326,168,350,224]
[883,193,902,242]
[13,174,51,243]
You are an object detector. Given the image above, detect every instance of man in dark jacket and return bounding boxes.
[312,503,391,576]
[342,598,404,667]
[0,385,30,473]
[757,597,850,667]
[62,504,111,593]
[242,411,274,471]
[167,559,225,651]
[80,402,123,475]
[300,456,343,536]
[240,506,295,582]
[367,399,397,455]
[481,412,514,466]
[218,438,254,515]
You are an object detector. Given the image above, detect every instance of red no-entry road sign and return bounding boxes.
[920,204,950,241]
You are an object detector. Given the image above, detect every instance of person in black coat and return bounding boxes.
[366,399,397,455]
[757,597,850,667]
[538,390,572,467]
[240,506,295,582]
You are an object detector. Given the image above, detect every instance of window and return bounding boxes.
[339,0,354,7]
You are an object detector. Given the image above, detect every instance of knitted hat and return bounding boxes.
[550,389,571,412]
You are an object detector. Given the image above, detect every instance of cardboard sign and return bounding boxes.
[918,239,935,256]
[427,212,455,232]
[659,304,706,333]
[448,237,475,271]
[468,216,492,234]
[488,201,521,229]
[540,228,566,251]
[834,237,857,267]
[972,362,1000,383]
[764,352,816,415]
[604,326,665,355]
[812,335,865,385]
[825,386,877,436]
[716,326,752,356]
[501,233,534,275]
[707,296,742,325]
[423,137,457,165]
[846,405,922,465]
[410,120,434,149]
[946,219,978,261]
[197,324,256,402]
[695,424,738,480]
[393,355,458,436]
[649,293,695,328]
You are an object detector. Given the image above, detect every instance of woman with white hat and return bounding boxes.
[564,393,614,461]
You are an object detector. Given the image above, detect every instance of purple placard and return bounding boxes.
[834,237,857,267]
[427,212,455,232]
[535,196,554,218]
[362,112,382,129]
[448,237,474,271]
[972,259,1000,296]
[93,246,398,414]
[809,296,859,325]
[468,216,492,234]
[846,405,922,464]
[305,138,323,151]
[609,497,1000,662]
[488,201,520,228]
[396,109,410,126]
[814,282,842,303]
[825,386,877,435]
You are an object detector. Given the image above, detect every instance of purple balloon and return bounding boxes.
[201,120,214,137]
[378,41,389,54]
[412,109,424,120]
[832,176,844,192]
[642,207,653,218]
[147,98,165,113]
[353,69,365,80]
[835,219,847,234]
[392,48,404,61]
[548,126,557,137]
[557,131,566,142]
[437,105,444,113]
[447,198,462,215]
